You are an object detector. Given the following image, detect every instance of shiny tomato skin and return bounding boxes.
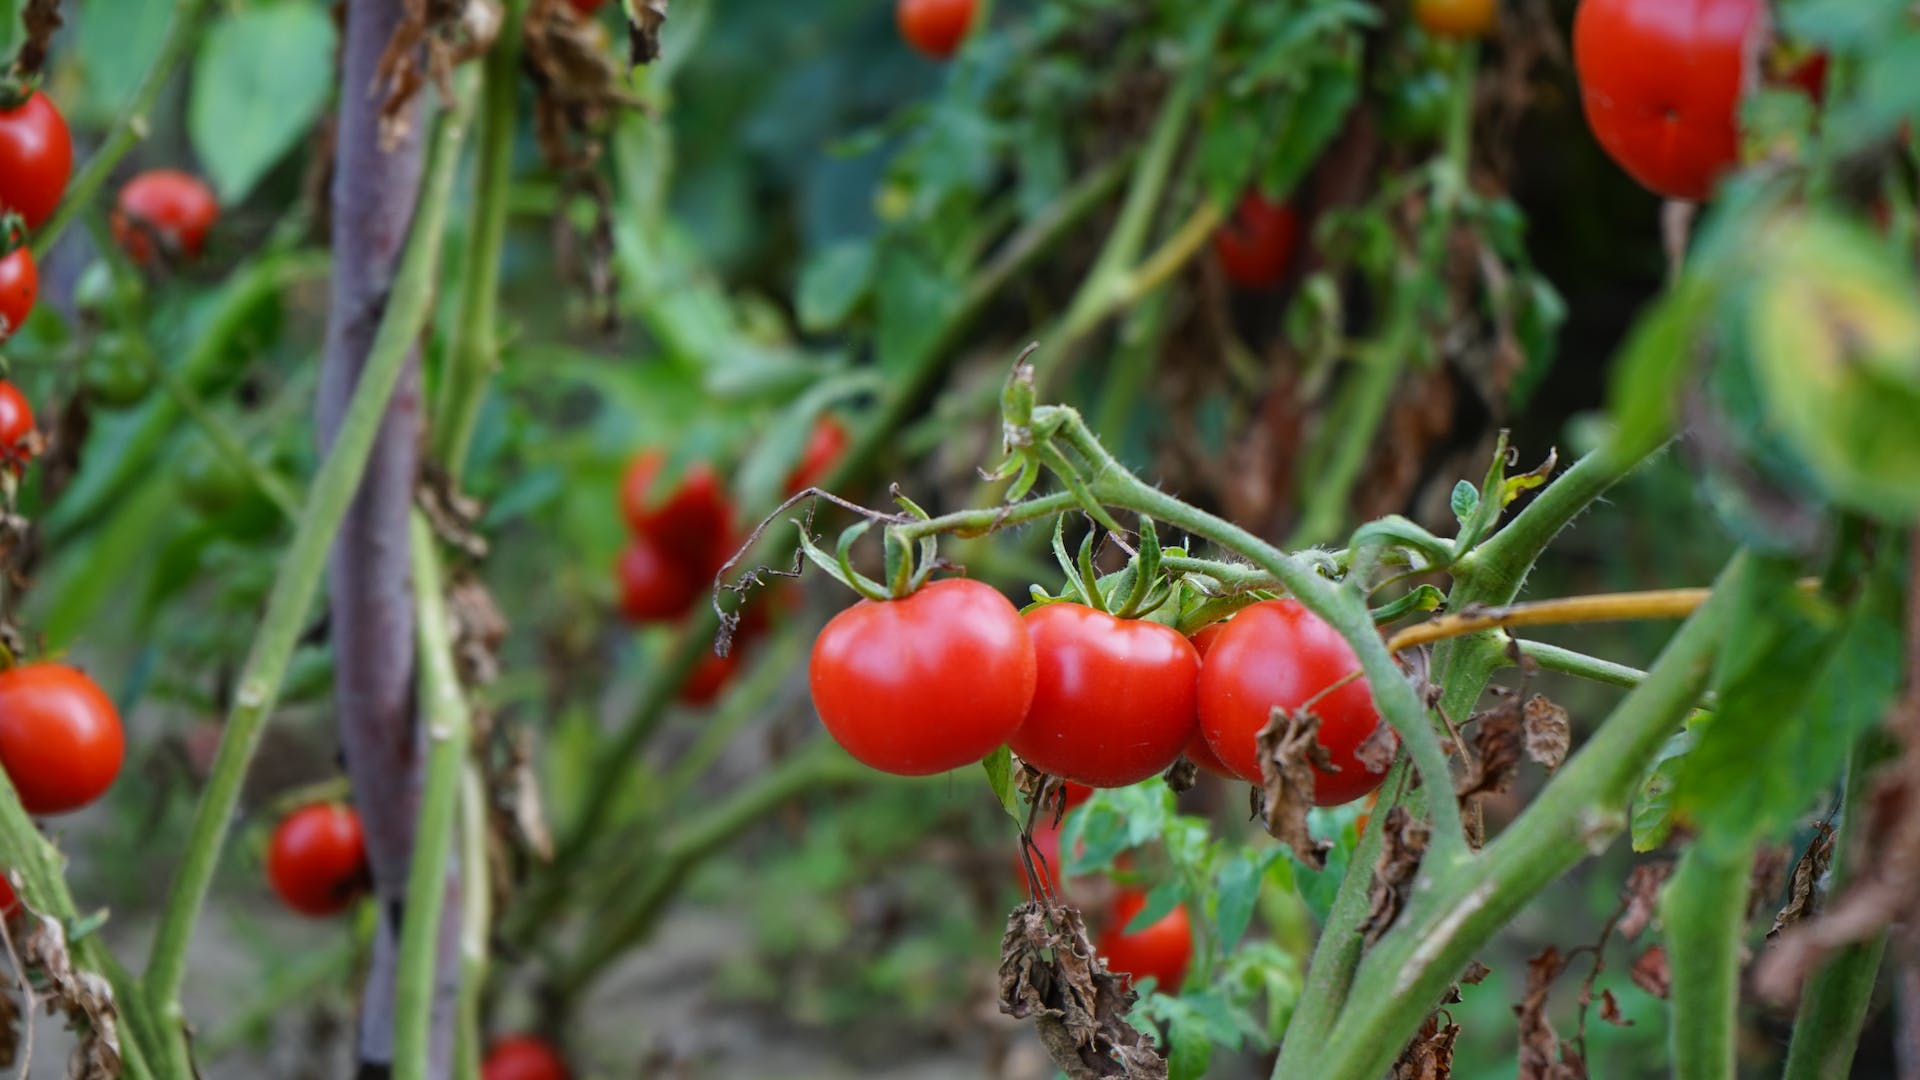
[0,93,72,231]
[1415,0,1498,38]
[1008,604,1200,788]
[1213,193,1299,289]
[112,170,219,265]
[1183,623,1235,777]
[1572,0,1763,202]
[1097,891,1192,991]
[267,804,370,918]
[620,450,735,574]
[678,648,739,706]
[897,0,976,59]
[0,665,124,815]
[1198,600,1394,806]
[1061,780,1093,810]
[0,246,35,344]
[481,1036,571,1080]
[616,535,700,623]
[784,414,851,495]
[809,578,1035,776]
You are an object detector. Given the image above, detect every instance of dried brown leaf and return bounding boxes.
[1769,823,1835,938]
[1596,989,1630,1028]
[417,464,490,561]
[375,0,501,148]
[17,915,121,1080]
[1255,708,1332,870]
[1616,863,1671,942]
[502,728,554,861]
[448,576,510,689]
[1460,961,1491,985]
[1456,702,1523,802]
[1354,720,1400,777]
[1514,946,1568,1080]
[526,0,646,171]
[998,901,1168,1079]
[11,0,64,79]
[626,0,668,64]
[1391,1011,1459,1080]
[1521,694,1569,772]
[1629,945,1670,1000]
[1747,843,1792,922]
[1162,756,1198,795]
[1363,807,1431,945]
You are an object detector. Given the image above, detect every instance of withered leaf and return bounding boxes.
[998,901,1168,1079]
[1514,947,1569,1080]
[1769,824,1835,938]
[1364,807,1431,945]
[1521,694,1569,772]
[12,0,64,78]
[17,914,122,1080]
[1747,843,1792,922]
[1629,945,1671,1000]
[1354,720,1400,777]
[1456,701,1523,802]
[502,728,555,861]
[1616,863,1671,942]
[626,0,668,65]
[448,576,510,689]
[1162,757,1198,795]
[1255,708,1332,870]
[0,988,16,1069]
[526,0,647,171]
[1460,960,1491,985]
[1391,1011,1459,1080]
[1596,989,1630,1027]
[417,464,490,561]
[375,0,503,149]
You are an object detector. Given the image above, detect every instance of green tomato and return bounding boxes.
[81,334,154,409]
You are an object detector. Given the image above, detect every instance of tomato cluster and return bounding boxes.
[482,1035,571,1080]
[0,663,124,816]
[267,803,371,918]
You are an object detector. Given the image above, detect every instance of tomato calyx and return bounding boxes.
[0,76,37,115]
[794,487,943,602]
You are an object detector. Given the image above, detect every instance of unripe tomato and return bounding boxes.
[113,170,219,266]
[0,92,73,230]
[678,648,740,706]
[1097,891,1192,991]
[82,333,155,409]
[0,381,32,471]
[809,578,1035,775]
[784,414,851,495]
[1197,599,1395,806]
[267,804,370,918]
[1572,0,1762,202]
[1415,0,1497,39]
[1213,193,1299,289]
[1008,604,1200,788]
[1182,623,1235,778]
[620,450,735,575]
[481,1035,570,1080]
[0,245,36,344]
[616,535,700,623]
[897,0,976,60]
[0,664,124,815]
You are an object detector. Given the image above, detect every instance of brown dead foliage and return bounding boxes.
[15,915,122,1079]
[1455,696,1523,803]
[1391,1010,1460,1080]
[626,0,669,64]
[1615,863,1670,943]
[1514,947,1586,1080]
[1769,823,1835,939]
[375,0,502,148]
[1364,807,1431,945]
[998,901,1167,1079]
[10,0,63,80]
[1629,945,1671,1000]
[1254,708,1331,870]
[1521,694,1569,773]
[523,0,645,171]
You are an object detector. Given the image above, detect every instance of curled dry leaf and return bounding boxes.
[1391,1011,1460,1080]
[524,0,646,171]
[1596,988,1630,1028]
[448,576,510,690]
[1521,694,1569,772]
[1514,947,1586,1080]
[375,0,503,149]
[1455,698,1523,802]
[1354,720,1400,777]
[16,915,121,1080]
[417,464,490,561]
[1161,757,1198,795]
[1364,807,1431,945]
[1615,863,1671,942]
[11,0,64,79]
[1460,960,1492,985]
[997,901,1168,1080]
[1629,944,1671,1000]
[501,727,555,862]
[1769,823,1836,938]
[625,0,669,65]
[1255,707,1331,870]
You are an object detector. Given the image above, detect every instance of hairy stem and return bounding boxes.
[1663,840,1756,1080]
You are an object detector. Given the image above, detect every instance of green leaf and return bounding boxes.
[1168,1018,1213,1080]
[189,1,339,204]
[1127,878,1187,935]
[76,0,172,123]
[795,242,876,333]
[1631,725,1696,852]
[1211,849,1274,954]
[873,244,958,376]
[1449,480,1479,524]
[981,746,1019,820]
[1259,46,1360,199]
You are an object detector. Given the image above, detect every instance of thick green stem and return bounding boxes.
[393,513,472,1080]
[1455,442,1655,606]
[453,763,492,1080]
[142,86,472,1074]
[1663,840,1756,1080]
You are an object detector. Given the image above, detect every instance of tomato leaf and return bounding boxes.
[873,243,959,376]
[1211,849,1280,955]
[1631,725,1696,853]
[1450,480,1479,525]
[1127,878,1187,935]
[980,746,1020,820]
[796,242,876,334]
[189,1,338,204]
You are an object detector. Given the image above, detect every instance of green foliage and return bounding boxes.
[189,1,338,204]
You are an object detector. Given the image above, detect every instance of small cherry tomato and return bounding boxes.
[481,1035,571,1080]
[1008,603,1200,788]
[620,450,735,575]
[0,92,73,231]
[784,414,851,495]
[0,871,15,915]
[0,665,124,816]
[809,578,1035,776]
[1415,0,1497,39]
[1213,193,1299,289]
[616,535,700,623]
[0,381,32,471]
[1572,0,1762,201]
[679,648,740,707]
[267,803,370,918]
[1097,891,1192,992]
[0,244,36,344]
[112,170,220,266]
[897,0,977,59]
[1198,599,1395,806]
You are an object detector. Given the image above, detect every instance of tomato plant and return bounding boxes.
[0,664,123,816]
[480,1035,570,1080]
[112,169,219,266]
[896,0,977,60]
[0,91,71,230]
[266,803,370,918]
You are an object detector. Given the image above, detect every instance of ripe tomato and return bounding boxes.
[1061,780,1093,811]
[1008,604,1200,788]
[0,92,73,231]
[1213,193,1299,289]
[0,381,31,472]
[0,665,123,815]
[620,450,735,574]
[0,871,15,915]
[1182,623,1235,777]
[897,0,976,59]
[267,804,370,918]
[679,648,740,706]
[1197,599,1395,806]
[784,414,851,495]
[1415,0,1498,38]
[0,245,35,344]
[1572,0,1761,201]
[809,578,1035,775]
[112,170,219,265]
[616,535,700,623]
[1097,891,1192,991]
[564,0,606,14]
[481,1036,570,1080]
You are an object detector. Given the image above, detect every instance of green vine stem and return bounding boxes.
[141,79,474,1076]
[1662,839,1757,1080]
[30,0,212,258]
[394,512,473,1080]
[453,762,492,1080]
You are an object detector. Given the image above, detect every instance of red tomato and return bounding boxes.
[564,0,606,14]
[679,648,740,706]
[112,170,219,265]
[1197,600,1395,806]
[1016,822,1065,897]
[0,381,36,472]
[1771,49,1827,104]
[784,414,851,495]
[482,1035,571,1080]
[616,535,700,623]
[0,871,15,915]
[0,245,34,344]
[1572,0,1762,202]
[267,804,370,918]
[1008,604,1200,788]
[1213,193,1299,289]
[1415,0,1498,38]
[0,92,72,231]
[897,0,976,59]
[809,578,1035,775]
[1097,891,1192,991]
[1061,780,1093,811]
[0,665,124,815]
[620,450,735,574]
[1183,623,1236,778]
